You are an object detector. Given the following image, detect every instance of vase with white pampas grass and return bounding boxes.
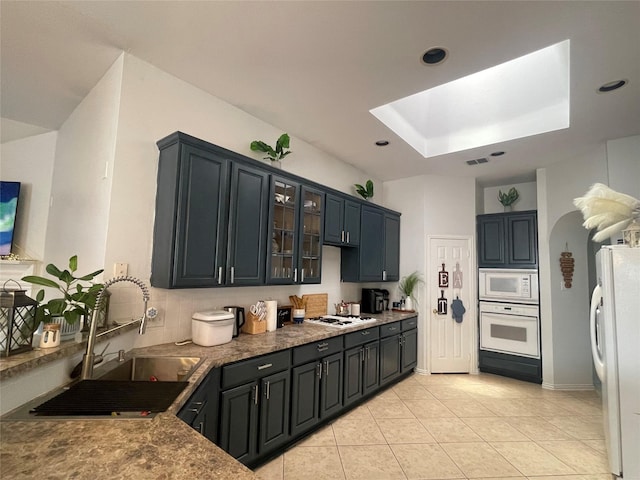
[573,183,640,242]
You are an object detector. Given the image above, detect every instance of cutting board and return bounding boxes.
[302,293,328,319]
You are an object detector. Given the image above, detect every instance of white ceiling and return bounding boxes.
[2,1,639,186]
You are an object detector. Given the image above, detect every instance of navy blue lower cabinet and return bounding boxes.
[290,351,343,438]
[218,382,258,463]
[401,329,418,372]
[177,368,220,443]
[258,370,290,453]
[479,349,542,384]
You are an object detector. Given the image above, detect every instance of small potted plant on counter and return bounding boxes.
[398,271,423,312]
[22,255,104,341]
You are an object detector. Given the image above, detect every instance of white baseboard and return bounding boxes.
[542,382,595,391]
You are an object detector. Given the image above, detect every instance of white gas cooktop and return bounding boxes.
[305,315,377,329]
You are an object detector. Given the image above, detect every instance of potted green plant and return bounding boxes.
[398,271,424,311]
[498,187,519,211]
[250,133,292,165]
[355,180,374,200]
[22,255,104,339]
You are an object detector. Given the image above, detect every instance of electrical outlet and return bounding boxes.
[114,262,128,277]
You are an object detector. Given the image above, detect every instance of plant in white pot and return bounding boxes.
[398,271,423,312]
[22,255,104,341]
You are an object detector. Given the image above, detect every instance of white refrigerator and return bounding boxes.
[590,245,640,479]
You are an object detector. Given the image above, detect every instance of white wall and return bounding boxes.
[0,131,57,260]
[79,54,383,346]
[383,175,476,372]
[548,211,593,388]
[537,145,608,388]
[44,55,123,272]
[483,181,537,214]
[607,135,640,200]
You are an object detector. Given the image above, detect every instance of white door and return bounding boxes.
[428,236,475,373]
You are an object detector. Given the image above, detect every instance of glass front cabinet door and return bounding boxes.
[268,177,323,284]
[299,186,323,284]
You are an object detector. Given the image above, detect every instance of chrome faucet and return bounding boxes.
[80,275,150,380]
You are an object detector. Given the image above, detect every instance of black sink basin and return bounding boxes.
[30,380,189,417]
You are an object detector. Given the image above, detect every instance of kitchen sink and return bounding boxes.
[2,356,204,420]
[95,356,203,382]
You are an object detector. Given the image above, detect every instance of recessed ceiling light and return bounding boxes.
[422,47,448,65]
[490,151,505,157]
[598,79,627,93]
[375,140,390,146]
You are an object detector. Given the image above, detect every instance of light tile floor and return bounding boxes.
[254,372,610,480]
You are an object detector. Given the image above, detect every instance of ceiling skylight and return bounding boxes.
[370,40,570,158]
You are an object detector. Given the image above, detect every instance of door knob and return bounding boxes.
[433,309,438,314]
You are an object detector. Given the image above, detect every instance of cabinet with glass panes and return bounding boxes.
[268,178,323,284]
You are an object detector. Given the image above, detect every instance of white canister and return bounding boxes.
[192,310,235,346]
[350,303,360,316]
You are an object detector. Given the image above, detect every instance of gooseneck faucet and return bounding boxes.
[80,275,150,380]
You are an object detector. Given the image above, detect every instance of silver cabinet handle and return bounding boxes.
[258,363,273,370]
[294,268,297,282]
[265,381,270,400]
[301,268,305,282]
[389,327,397,331]
[253,384,259,405]
[316,362,322,379]
[346,231,350,244]
[230,266,235,284]
[317,342,329,350]
[382,270,387,281]
[197,422,204,434]
[341,230,345,243]
[366,346,370,360]
[188,401,204,414]
[217,267,223,285]
[361,331,370,336]
[324,360,329,377]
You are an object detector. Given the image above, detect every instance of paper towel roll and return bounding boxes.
[265,300,278,332]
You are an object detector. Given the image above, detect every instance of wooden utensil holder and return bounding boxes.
[242,311,267,334]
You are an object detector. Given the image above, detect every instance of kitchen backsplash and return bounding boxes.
[105,247,389,349]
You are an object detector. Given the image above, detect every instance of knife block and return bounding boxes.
[241,312,267,335]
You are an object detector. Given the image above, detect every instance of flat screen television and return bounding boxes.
[0,181,21,256]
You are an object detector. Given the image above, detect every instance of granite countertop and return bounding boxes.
[0,311,417,479]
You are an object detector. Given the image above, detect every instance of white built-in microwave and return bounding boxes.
[478,269,539,304]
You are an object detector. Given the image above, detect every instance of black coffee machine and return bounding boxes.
[361,288,387,314]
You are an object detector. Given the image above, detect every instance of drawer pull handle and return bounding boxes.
[389,327,397,331]
[317,346,329,352]
[317,342,329,348]
[257,363,273,370]
[361,331,370,336]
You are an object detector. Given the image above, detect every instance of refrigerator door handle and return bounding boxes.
[589,284,605,381]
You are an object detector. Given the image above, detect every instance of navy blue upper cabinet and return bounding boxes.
[151,141,230,288]
[152,133,268,288]
[477,211,538,268]
[267,177,324,285]
[341,206,400,282]
[324,193,360,247]
[226,164,270,285]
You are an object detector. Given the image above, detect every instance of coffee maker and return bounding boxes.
[361,288,385,314]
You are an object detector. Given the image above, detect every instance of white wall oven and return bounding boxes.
[478,269,538,304]
[479,301,540,358]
